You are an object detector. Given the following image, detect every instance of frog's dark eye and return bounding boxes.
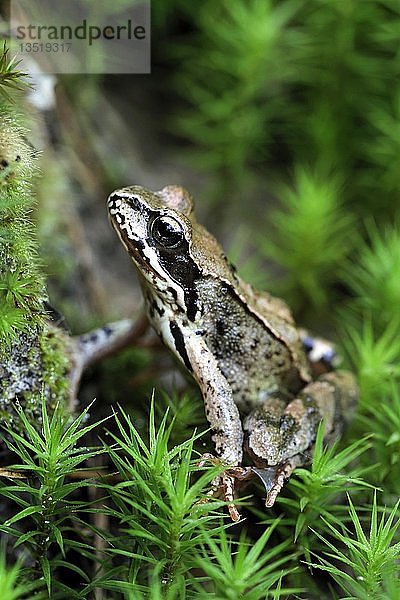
[151,215,184,249]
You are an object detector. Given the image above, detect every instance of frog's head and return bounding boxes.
[107,185,236,319]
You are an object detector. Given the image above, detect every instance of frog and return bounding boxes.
[107,184,358,520]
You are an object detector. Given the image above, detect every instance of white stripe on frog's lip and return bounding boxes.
[138,243,187,309]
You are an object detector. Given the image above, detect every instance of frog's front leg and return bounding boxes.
[183,333,244,519]
[244,370,358,507]
[184,333,244,465]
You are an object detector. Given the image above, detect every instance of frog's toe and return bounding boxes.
[197,452,218,469]
[221,472,241,521]
[200,470,241,521]
[197,455,252,521]
[264,468,288,508]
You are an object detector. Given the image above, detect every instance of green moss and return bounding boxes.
[39,325,70,407]
[0,112,46,349]
[0,102,70,428]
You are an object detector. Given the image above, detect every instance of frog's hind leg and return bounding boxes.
[68,316,149,407]
[244,371,358,507]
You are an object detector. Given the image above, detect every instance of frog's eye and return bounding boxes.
[151,215,184,249]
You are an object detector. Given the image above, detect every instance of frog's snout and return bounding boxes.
[107,193,119,213]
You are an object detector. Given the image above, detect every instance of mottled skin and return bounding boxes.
[107,185,358,517]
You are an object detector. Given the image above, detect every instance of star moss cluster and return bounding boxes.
[0,103,69,428]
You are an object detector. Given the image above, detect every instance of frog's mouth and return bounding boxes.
[128,242,159,277]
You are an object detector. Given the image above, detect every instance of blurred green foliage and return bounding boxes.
[259,167,354,311]
[160,0,400,217]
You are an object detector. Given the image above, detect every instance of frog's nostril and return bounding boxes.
[125,195,141,210]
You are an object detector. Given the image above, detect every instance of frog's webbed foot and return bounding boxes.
[198,454,298,517]
[251,455,303,508]
[198,453,253,521]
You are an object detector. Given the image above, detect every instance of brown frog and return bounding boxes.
[107,185,358,519]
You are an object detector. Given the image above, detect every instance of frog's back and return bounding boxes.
[196,277,306,411]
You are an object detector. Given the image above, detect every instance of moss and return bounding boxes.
[39,325,70,408]
[0,111,46,347]
[0,108,71,433]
